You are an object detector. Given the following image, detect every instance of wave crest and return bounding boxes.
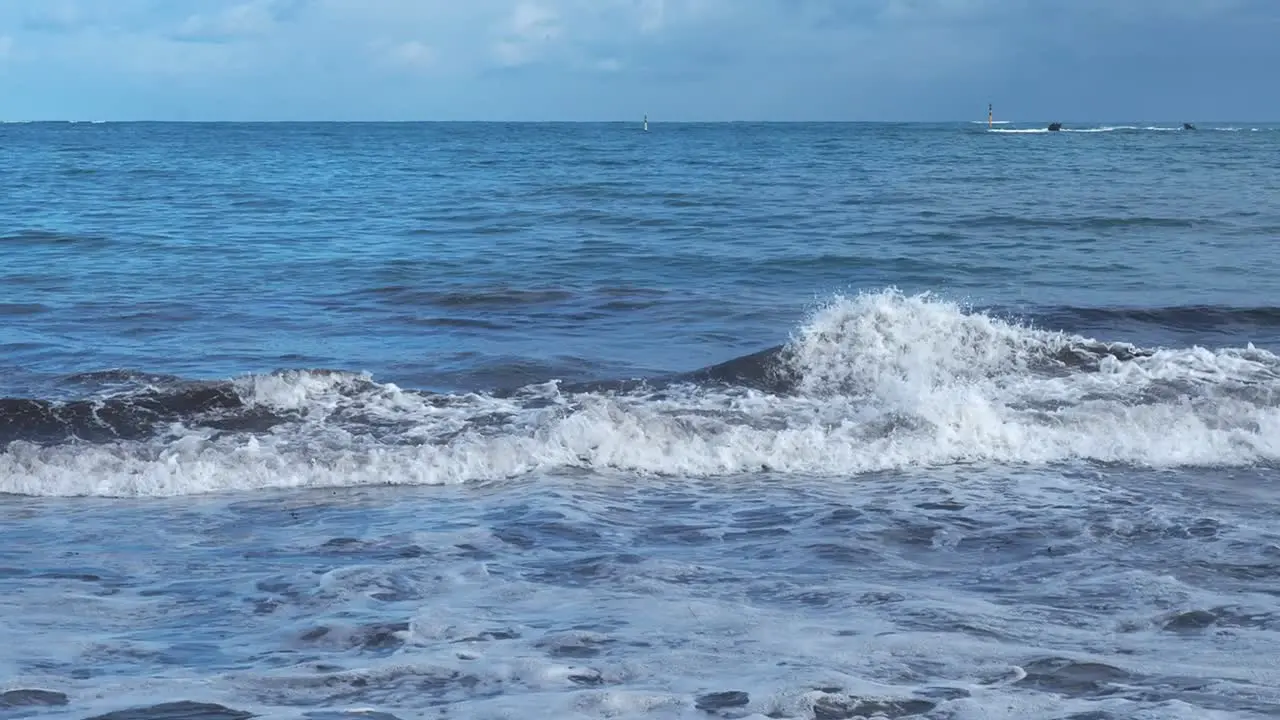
[4,289,1280,497]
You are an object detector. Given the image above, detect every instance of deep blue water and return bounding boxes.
[2,121,1280,720]
[5,121,1280,398]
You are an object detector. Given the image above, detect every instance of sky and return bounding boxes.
[0,0,1277,121]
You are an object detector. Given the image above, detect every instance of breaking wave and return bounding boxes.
[4,290,1279,497]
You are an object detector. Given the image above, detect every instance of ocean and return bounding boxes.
[2,120,1279,720]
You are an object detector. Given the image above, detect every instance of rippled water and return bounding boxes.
[2,121,1280,720]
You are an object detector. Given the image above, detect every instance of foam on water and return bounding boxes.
[4,463,1279,719]
[3,290,1278,498]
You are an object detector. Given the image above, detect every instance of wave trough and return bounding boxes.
[3,290,1278,497]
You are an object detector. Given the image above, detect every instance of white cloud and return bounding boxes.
[20,0,84,33]
[0,0,1276,120]
[637,0,665,32]
[174,1,277,42]
[508,1,559,37]
[492,1,561,67]
[380,39,435,71]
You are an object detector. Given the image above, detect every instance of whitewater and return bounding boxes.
[3,121,1280,720]
[4,290,1279,498]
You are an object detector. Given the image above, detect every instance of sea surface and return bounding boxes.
[2,120,1280,720]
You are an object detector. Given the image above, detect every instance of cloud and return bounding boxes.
[491,2,561,67]
[0,0,1276,120]
[637,0,665,32]
[20,1,88,33]
[172,2,278,43]
[378,40,436,71]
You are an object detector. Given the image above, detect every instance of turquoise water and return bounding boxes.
[2,121,1279,719]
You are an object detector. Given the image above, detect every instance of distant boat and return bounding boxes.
[1047,122,1063,131]
[1183,123,1196,130]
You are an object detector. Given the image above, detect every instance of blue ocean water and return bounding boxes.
[2,120,1280,720]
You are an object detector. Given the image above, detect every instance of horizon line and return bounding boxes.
[4,118,1271,124]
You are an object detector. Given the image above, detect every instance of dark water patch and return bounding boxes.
[0,386,273,447]
[256,664,492,707]
[0,689,68,708]
[0,370,389,446]
[296,622,409,653]
[1,229,110,247]
[1014,657,1134,698]
[820,508,864,526]
[62,370,188,387]
[453,542,497,561]
[810,693,935,719]
[406,316,512,330]
[1088,516,1224,544]
[730,506,801,530]
[567,668,604,686]
[32,570,105,582]
[453,628,521,643]
[84,701,253,720]
[1187,559,1280,582]
[640,523,720,546]
[597,299,662,311]
[807,543,879,565]
[951,525,1060,564]
[788,589,848,608]
[876,518,943,551]
[316,537,427,561]
[1034,305,1280,334]
[1162,609,1217,632]
[915,500,966,511]
[696,690,750,712]
[962,214,1198,231]
[527,554,621,587]
[668,345,795,392]
[534,520,604,544]
[1160,605,1279,633]
[593,285,668,298]
[228,196,295,211]
[858,591,906,605]
[0,303,49,316]
[723,527,792,542]
[138,579,238,602]
[305,712,402,720]
[362,286,575,309]
[918,687,970,701]
[536,630,615,659]
[491,527,537,550]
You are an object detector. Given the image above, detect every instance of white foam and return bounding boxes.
[4,289,1279,497]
